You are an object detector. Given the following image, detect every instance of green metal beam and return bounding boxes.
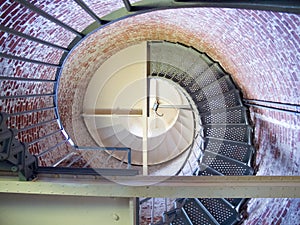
[1,175,299,198]
[0,193,135,225]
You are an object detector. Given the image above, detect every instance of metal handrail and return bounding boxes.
[75,146,132,169]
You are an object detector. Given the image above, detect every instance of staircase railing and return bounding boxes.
[64,146,132,169]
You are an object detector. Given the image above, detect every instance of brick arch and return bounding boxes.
[58,8,299,144]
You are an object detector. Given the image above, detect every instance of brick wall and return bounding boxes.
[1,0,299,223]
[1,0,76,162]
[244,107,300,224]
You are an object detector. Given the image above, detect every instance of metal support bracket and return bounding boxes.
[0,113,38,181]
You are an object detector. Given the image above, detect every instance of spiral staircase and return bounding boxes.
[139,41,255,225]
[1,1,284,224]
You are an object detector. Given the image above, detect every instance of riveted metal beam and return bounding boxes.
[1,176,299,198]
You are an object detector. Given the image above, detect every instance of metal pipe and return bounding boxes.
[82,153,98,168]
[76,146,130,151]
[244,101,300,115]
[51,152,76,167]
[244,99,300,114]
[0,93,55,100]
[66,151,87,167]
[27,129,63,145]
[122,0,132,11]
[244,99,300,107]
[9,106,55,116]
[37,139,68,157]
[18,118,57,133]
[0,52,61,68]
[73,0,103,24]
[0,76,56,83]
[151,198,155,224]
[0,25,69,52]
[127,148,132,168]
[119,152,127,168]
[14,0,84,38]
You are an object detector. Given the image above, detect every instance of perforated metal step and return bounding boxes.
[183,198,218,225]
[195,90,242,113]
[195,164,223,176]
[201,151,253,176]
[186,63,226,94]
[198,198,240,225]
[148,41,214,81]
[224,198,246,210]
[204,137,254,164]
[191,75,236,102]
[148,41,254,225]
[203,124,252,144]
[200,106,248,125]
[163,208,192,225]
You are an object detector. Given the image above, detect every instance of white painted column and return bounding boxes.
[142,95,148,175]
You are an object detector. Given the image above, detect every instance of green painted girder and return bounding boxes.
[1,175,299,198]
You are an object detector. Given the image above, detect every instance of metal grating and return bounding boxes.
[184,54,212,79]
[224,198,245,209]
[197,90,242,113]
[179,75,195,88]
[203,125,251,143]
[187,82,202,94]
[200,107,247,125]
[171,210,191,225]
[194,63,225,89]
[194,75,235,101]
[172,72,186,83]
[202,152,253,176]
[198,198,239,225]
[183,199,217,225]
[204,138,253,163]
[197,165,222,176]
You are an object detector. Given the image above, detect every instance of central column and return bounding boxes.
[142,79,148,175]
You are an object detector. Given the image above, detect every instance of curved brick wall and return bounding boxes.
[1,1,300,223]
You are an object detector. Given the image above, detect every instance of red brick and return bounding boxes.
[1,2,299,224]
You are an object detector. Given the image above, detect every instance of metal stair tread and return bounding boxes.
[196,163,224,176]
[182,198,219,225]
[190,75,236,102]
[195,89,243,113]
[149,41,214,77]
[164,208,192,225]
[201,151,254,176]
[198,198,240,225]
[223,198,246,211]
[204,137,254,164]
[203,124,252,144]
[188,63,226,92]
[200,106,248,125]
